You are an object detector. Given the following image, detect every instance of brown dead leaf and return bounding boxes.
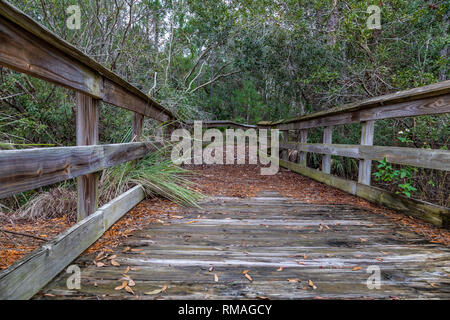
[242,270,249,275]
[123,266,130,274]
[144,285,167,295]
[352,266,362,271]
[277,267,284,272]
[287,278,300,283]
[309,280,317,290]
[122,247,131,253]
[95,262,106,268]
[214,274,219,282]
[110,259,120,267]
[245,273,253,282]
[115,281,127,291]
[124,285,135,295]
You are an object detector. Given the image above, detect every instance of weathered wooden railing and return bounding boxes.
[0,1,175,299]
[258,80,450,229]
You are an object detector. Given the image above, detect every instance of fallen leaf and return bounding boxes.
[107,255,117,260]
[131,248,143,252]
[245,273,253,282]
[115,281,127,291]
[309,280,317,290]
[214,274,219,282]
[376,258,383,262]
[122,247,131,253]
[123,266,130,274]
[128,279,136,287]
[125,285,135,295]
[277,267,284,272]
[95,262,106,268]
[144,285,167,295]
[110,259,120,267]
[208,266,214,272]
[257,296,270,300]
[296,261,305,265]
[360,238,367,243]
[186,220,198,224]
[352,266,362,271]
[287,278,300,283]
[242,270,249,275]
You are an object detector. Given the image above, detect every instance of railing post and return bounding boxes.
[76,92,99,222]
[358,120,375,185]
[322,126,333,174]
[132,112,144,142]
[298,129,308,167]
[281,131,289,161]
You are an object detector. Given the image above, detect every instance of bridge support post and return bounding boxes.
[298,129,308,167]
[281,131,289,161]
[358,120,375,185]
[132,112,144,142]
[322,126,333,174]
[76,92,99,222]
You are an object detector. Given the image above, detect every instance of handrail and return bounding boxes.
[186,120,258,129]
[0,0,174,122]
[258,80,450,129]
[253,80,450,228]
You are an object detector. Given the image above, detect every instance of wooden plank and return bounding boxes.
[132,113,144,142]
[279,143,450,171]
[200,120,257,129]
[274,94,450,130]
[298,129,308,166]
[0,185,145,300]
[76,93,99,221]
[0,15,101,97]
[279,159,450,228]
[102,79,169,122]
[322,126,333,174]
[0,142,161,199]
[281,131,289,161]
[358,121,375,185]
[0,1,173,120]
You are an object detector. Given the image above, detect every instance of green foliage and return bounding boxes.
[373,158,418,198]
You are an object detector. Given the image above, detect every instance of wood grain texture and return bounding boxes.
[36,191,450,300]
[279,143,450,171]
[257,82,450,129]
[322,127,333,174]
[279,159,450,228]
[0,185,145,300]
[0,1,173,120]
[358,121,375,185]
[194,120,257,129]
[0,142,161,199]
[298,129,308,166]
[132,113,144,142]
[76,93,99,221]
[0,15,102,97]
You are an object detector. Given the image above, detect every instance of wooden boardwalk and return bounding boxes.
[36,191,450,300]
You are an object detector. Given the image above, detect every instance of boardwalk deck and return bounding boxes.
[36,191,449,300]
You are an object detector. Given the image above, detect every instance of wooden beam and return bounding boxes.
[0,185,145,300]
[276,94,450,130]
[280,143,450,171]
[0,15,102,97]
[281,131,289,161]
[76,93,99,221]
[279,159,450,229]
[322,126,333,174]
[0,2,173,121]
[358,121,375,185]
[0,142,161,199]
[132,112,144,142]
[298,129,308,166]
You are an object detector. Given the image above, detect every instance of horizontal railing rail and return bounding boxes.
[0,141,163,199]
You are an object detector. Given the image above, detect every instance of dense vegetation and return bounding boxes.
[0,0,448,213]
